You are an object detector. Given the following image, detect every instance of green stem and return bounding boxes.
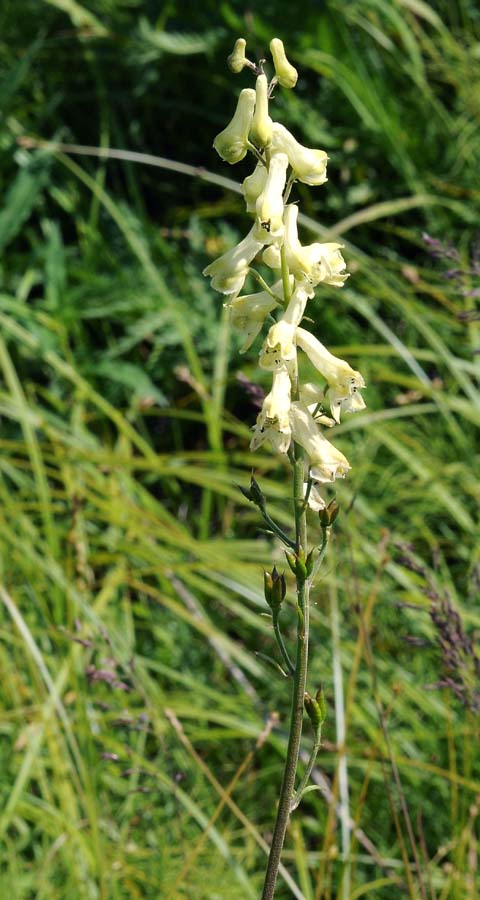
[290,727,322,812]
[261,448,309,900]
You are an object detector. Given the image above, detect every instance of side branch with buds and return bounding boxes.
[203,37,367,899]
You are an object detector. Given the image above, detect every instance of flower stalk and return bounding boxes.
[203,36,367,898]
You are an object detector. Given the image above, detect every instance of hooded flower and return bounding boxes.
[213,88,256,164]
[296,327,366,422]
[271,122,327,186]
[242,161,268,213]
[250,74,273,148]
[258,319,297,370]
[254,152,289,240]
[225,279,285,352]
[290,402,350,482]
[250,366,292,453]
[270,38,298,89]
[227,38,250,74]
[258,282,310,369]
[203,225,265,296]
[304,481,327,511]
[263,205,348,292]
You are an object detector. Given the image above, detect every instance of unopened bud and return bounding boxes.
[295,547,308,579]
[264,566,286,609]
[319,498,339,527]
[285,551,297,575]
[250,74,273,148]
[284,549,308,579]
[270,38,298,89]
[304,686,326,730]
[228,38,249,73]
[250,474,266,509]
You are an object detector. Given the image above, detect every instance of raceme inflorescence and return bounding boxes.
[203,37,366,510]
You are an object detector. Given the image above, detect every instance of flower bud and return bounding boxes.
[264,566,286,610]
[306,548,315,576]
[285,551,297,574]
[270,38,298,89]
[250,74,273,148]
[213,88,256,164]
[228,38,249,74]
[250,474,266,509]
[304,686,326,730]
[319,498,340,527]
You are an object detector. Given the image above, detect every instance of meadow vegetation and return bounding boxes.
[0,2,479,897]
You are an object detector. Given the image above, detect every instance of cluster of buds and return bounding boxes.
[203,38,366,510]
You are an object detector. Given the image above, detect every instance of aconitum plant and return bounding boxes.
[203,38,366,899]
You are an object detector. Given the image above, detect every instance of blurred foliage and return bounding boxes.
[0,1,479,897]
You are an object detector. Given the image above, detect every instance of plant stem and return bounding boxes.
[290,727,322,812]
[261,448,309,900]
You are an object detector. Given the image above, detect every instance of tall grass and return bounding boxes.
[0,2,479,897]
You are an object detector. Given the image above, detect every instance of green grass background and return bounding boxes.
[0,1,479,897]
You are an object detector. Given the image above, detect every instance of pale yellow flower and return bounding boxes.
[259,319,297,370]
[242,161,268,213]
[271,123,327,186]
[225,279,284,352]
[263,205,348,291]
[304,482,326,511]
[250,74,273,148]
[296,327,366,422]
[255,152,289,240]
[270,38,298,89]
[203,226,264,295]
[227,38,249,74]
[250,366,292,454]
[290,402,351,482]
[258,283,309,369]
[213,88,256,164]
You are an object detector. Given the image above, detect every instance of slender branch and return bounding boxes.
[246,140,267,165]
[249,268,285,303]
[260,508,296,550]
[273,615,295,676]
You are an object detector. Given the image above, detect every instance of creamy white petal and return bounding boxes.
[281,205,348,290]
[270,39,298,89]
[242,161,268,213]
[203,226,265,295]
[250,367,292,454]
[305,482,326,511]
[271,123,327,185]
[225,279,284,351]
[259,319,297,370]
[290,402,350,482]
[255,152,289,239]
[250,74,273,148]
[296,327,366,422]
